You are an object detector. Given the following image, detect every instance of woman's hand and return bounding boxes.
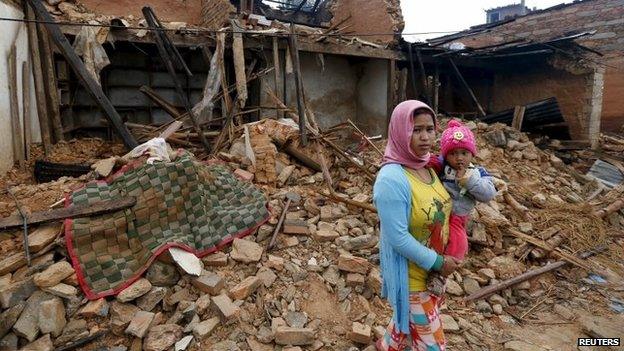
[440,255,461,276]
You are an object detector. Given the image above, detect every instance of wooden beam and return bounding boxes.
[231,20,248,108]
[22,61,32,161]
[139,86,183,118]
[415,47,430,103]
[25,5,51,156]
[0,197,136,230]
[288,25,307,146]
[272,37,283,119]
[407,43,418,100]
[38,25,63,143]
[142,6,210,153]
[448,58,486,117]
[26,0,138,149]
[8,44,25,170]
[386,59,396,132]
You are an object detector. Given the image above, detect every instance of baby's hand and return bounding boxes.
[457,168,477,187]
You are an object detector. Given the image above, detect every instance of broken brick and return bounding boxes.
[192,271,225,295]
[338,254,369,274]
[274,326,315,346]
[228,275,261,300]
[211,294,240,323]
[348,322,371,344]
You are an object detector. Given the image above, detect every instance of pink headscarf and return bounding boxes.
[381,100,437,169]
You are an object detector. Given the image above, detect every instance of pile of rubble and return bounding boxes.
[0,118,623,351]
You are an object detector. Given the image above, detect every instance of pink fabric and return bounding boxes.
[440,120,477,157]
[444,214,468,261]
[382,100,437,169]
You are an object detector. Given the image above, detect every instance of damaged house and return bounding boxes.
[415,0,623,148]
[0,0,405,175]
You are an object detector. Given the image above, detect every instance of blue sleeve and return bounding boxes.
[465,167,497,202]
[373,174,441,271]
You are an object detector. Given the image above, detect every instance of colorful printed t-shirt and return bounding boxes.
[403,168,451,292]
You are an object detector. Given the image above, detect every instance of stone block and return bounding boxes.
[274,327,315,346]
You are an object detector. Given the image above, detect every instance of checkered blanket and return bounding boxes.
[65,153,270,299]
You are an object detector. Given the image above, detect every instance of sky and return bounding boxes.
[401,0,573,42]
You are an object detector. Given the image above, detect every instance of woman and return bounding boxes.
[374,100,461,351]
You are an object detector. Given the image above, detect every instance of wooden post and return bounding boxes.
[386,59,396,132]
[448,58,486,117]
[399,68,408,102]
[407,43,418,101]
[433,65,439,113]
[512,105,526,131]
[231,20,248,108]
[38,25,63,142]
[8,45,25,169]
[415,47,430,103]
[22,61,32,161]
[25,5,52,155]
[26,0,138,149]
[288,25,307,145]
[272,37,282,119]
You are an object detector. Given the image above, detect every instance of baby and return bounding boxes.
[427,120,497,296]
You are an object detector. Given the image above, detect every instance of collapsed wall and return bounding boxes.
[327,0,404,46]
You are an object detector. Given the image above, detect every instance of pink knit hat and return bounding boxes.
[440,119,477,157]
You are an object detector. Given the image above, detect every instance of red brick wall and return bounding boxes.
[328,0,403,45]
[490,67,589,138]
[449,0,624,55]
[77,0,204,24]
[602,57,624,132]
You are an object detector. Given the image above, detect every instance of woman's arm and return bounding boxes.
[374,176,442,271]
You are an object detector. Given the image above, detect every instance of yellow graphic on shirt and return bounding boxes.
[403,168,451,292]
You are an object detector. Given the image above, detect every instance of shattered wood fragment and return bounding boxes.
[319,191,376,213]
[320,136,375,183]
[0,197,136,230]
[272,138,321,172]
[192,44,222,124]
[139,86,183,119]
[38,24,63,143]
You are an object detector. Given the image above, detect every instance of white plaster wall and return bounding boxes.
[0,1,40,175]
[356,59,388,136]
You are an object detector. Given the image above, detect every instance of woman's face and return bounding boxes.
[410,112,436,156]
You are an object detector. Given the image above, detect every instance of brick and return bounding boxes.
[201,251,228,266]
[346,273,365,287]
[27,224,60,253]
[192,316,220,340]
[192,271,225,295]
[125,311,155,338]
[79,298,109,318]
[229,276,261,300]
[347,322,371,344]
[0,253,26,276]
[33,261,75,288]
[117,278,152,302]
[136,287,168,312]
[0,278,36,309]
[266,255,284,271]
[211,294,240,323]
[234,168,254,182]
[43,283,78,299]
[38,298,66,337]
[230,238,263,263]
[338,254,370,274]
[274,327,315,346]
[282,220,310,235]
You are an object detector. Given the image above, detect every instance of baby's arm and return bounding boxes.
[426,155,444,175]
[459,167,497,202]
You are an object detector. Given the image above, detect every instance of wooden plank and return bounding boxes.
[272,37,282,119]
[448,58,486,117]
[26,0,138,149]
[25,5,52,156]
[231,20,248,108]
[38,25,63,143]
[512,105,526,130]
[22,61,32,161]
[8,44,25,170]
[288,25,307,146]
[0,197,136,230]
[139,86,183,119]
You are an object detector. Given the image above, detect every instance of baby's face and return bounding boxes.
[446,148,473,170]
